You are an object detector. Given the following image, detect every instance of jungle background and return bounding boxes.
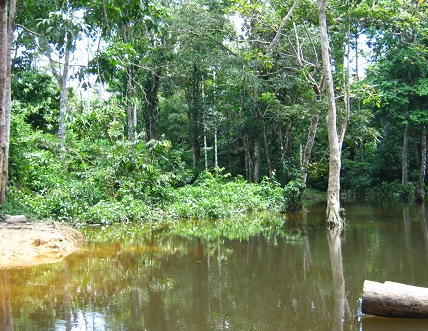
[2,0,428,225]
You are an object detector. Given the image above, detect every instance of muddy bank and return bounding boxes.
[0,222,84,268]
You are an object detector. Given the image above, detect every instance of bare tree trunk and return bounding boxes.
[317,0,343,229]
[0,0,9,202]
[415,126,426,202]
[3,0,16,203]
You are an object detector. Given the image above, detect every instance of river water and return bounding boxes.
[1,200,428,330]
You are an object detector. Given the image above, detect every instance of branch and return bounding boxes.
[267,0,299,52]
[15,23,40,37]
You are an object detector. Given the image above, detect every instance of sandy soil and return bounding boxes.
[0,222,84,268]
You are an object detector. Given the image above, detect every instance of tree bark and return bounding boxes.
[317,0,343,229]
[144,68,161,141]
[254,130,261,183]
[415,126,426,202]
[402,123,409,187]
[362,280,428,318]
[301,114,319,188]
[0,0,9,203]
[126,66,137,142]
[49,32,72,146]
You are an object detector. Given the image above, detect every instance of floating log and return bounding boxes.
[362,280,428,318]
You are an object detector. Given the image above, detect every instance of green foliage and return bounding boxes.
[284,180,304,212]
[341,159,375,197]
[164,170,285,219]
[11,71,60,133]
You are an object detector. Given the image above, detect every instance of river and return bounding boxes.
[1,200,428,330]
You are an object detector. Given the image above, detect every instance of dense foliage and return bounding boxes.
[2,0,428,224]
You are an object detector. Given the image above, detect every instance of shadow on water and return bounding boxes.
[1,202,428,330]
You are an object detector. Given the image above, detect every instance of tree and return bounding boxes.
[317,0,345,229]
[0,0,20,203]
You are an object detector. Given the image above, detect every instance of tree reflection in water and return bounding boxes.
[3,203,428,330]
[327,229,355,330]
[0,269,13,331]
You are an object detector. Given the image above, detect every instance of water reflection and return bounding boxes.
[1,201,428,330]
[328,229,349,331]
[0,270,13,331]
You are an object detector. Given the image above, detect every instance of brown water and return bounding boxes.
[1,200,428,330]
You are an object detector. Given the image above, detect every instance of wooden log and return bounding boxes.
[362,280,428,318]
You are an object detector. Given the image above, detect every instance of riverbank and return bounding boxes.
[0,222,83,268]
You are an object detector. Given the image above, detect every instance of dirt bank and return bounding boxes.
[0,222,84,268]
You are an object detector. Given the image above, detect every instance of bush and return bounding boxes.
[165,170,285,219]
[284,180,304,212]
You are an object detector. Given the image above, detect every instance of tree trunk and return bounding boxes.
[301,114,319,188]
[0,0,8,203]
[56,37,71,146]
[187,64,202,169]
[239,84,252,181]
[415,126,426,202]
[362,280,428,318]
[126,66,137,142]
[214,127,218,168]
[317,0,343,229]
[402,123,409,187]
[254,130,261,183]
[400,122,411,201]
[144,68,161,141]
[262,120,272,178]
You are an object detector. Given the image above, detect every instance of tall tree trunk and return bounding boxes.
[187,64,202,168]
[4,0,16,203]
[317,0,343,229]
[415,126,426,202]
[0,0,9,202]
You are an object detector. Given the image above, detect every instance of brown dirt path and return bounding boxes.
[0,222,84,268]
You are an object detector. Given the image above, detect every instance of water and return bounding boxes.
[1,200,428,330]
